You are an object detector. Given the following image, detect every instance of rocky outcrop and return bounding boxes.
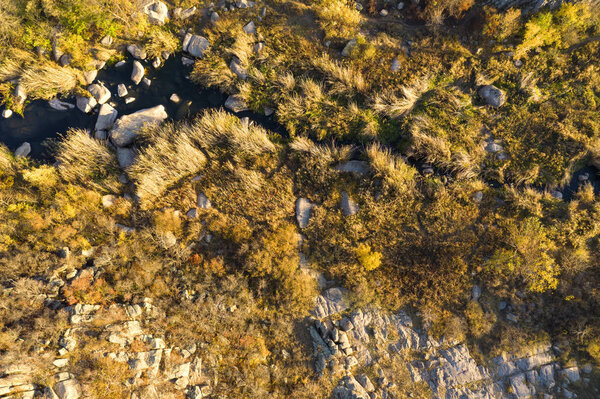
[110,105,168,147]
[308,286,592,399]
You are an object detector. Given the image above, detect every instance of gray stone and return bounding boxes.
[485,141,503,153]
[76,96,97,113]
[210,12,220,23]
[469,286,481,302]
[333,376,370,399]
[224,94,249,113]
[340,191,359,216]
[562,366,580,383]
[15,142,31,157]
[243,21,256,34]
[83,70,98,84]
[142,77,152,87]
[380,9,388,16]
[100,36,113,46]
[197,192,211,209]
[509,373,533,398]
[117,84,128,98]
[59,54,72,67]
[110,105,168,147]
[356,374,375,392]
[229,57,247,80]
[144,1,169,25]
[131,61,145,85]
[342,39,358,57]
[15,84,27,104]
[127,44,147,60]
[88,84,111,104]
[95,129,107,139]
[183,34,210,58]
[391,57,401,72]
[102,195,116,208]
[95,104,118,131]
[296,198,314,229]
[116,147,135,168]
[335,160,369,176]
[254,42,265,54]
[53,379,81,399]
[479,85,506,107]
[152,57,161,68]
[179,6,196,19]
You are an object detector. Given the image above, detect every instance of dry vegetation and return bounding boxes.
[2,0,600,397]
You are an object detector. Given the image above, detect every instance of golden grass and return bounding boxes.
[367,143,417,191]
[19,63,82,100]
[290,136,353,164]
[371,77,429,119]
[56,129,121,192]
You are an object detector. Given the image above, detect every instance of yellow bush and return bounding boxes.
[355,243,382,271]
[315,0,362,39]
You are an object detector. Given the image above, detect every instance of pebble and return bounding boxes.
[170,94,181,103]
[380,9,388,16]
[2,109,12,118]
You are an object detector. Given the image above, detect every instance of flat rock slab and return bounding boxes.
[296,197,314,229]
[110,105,168,147]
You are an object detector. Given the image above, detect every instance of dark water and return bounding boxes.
[562,166,600,200]
[0,55,283,159]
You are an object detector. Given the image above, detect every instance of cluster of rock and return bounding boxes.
[1,265,214,399]
[481,0,574,13]
[308,287,595,399]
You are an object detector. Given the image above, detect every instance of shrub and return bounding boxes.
[465,301,496,338]
[315,0,362,39]
[367,143,417,191]
[483,7,521,41]
[487,218,559,293]
[355,243,382,271]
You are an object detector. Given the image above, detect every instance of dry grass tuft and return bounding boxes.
[371,77,430,118]
[20,63,82,100]
[367,143,417,191]
[290,136,353,164]
[313,54,369,95]
[56,129,120,192]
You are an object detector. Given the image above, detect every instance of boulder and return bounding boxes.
[110,105,168,147]
[131,61,145,85]
[15,142,31,157]
[224,94,248,113]
[102,195,116,208]
[127,44,147,60]
[48,99,75,111]
[479,85,506,107]
[340,191,359,216]
[116,147,135,168]
[183,34,210,58]
[77,96,97,113]
[117,84,128,98]
[296,197,313,229]
[88,84,111,104]
[95,104,118,131]
[144,1,169,25]
[210,12,220,23]
[53,379,81,399]
[243,21,256,34]
[83,70,98,85]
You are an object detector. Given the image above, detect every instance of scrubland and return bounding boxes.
[1,0,600,397]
